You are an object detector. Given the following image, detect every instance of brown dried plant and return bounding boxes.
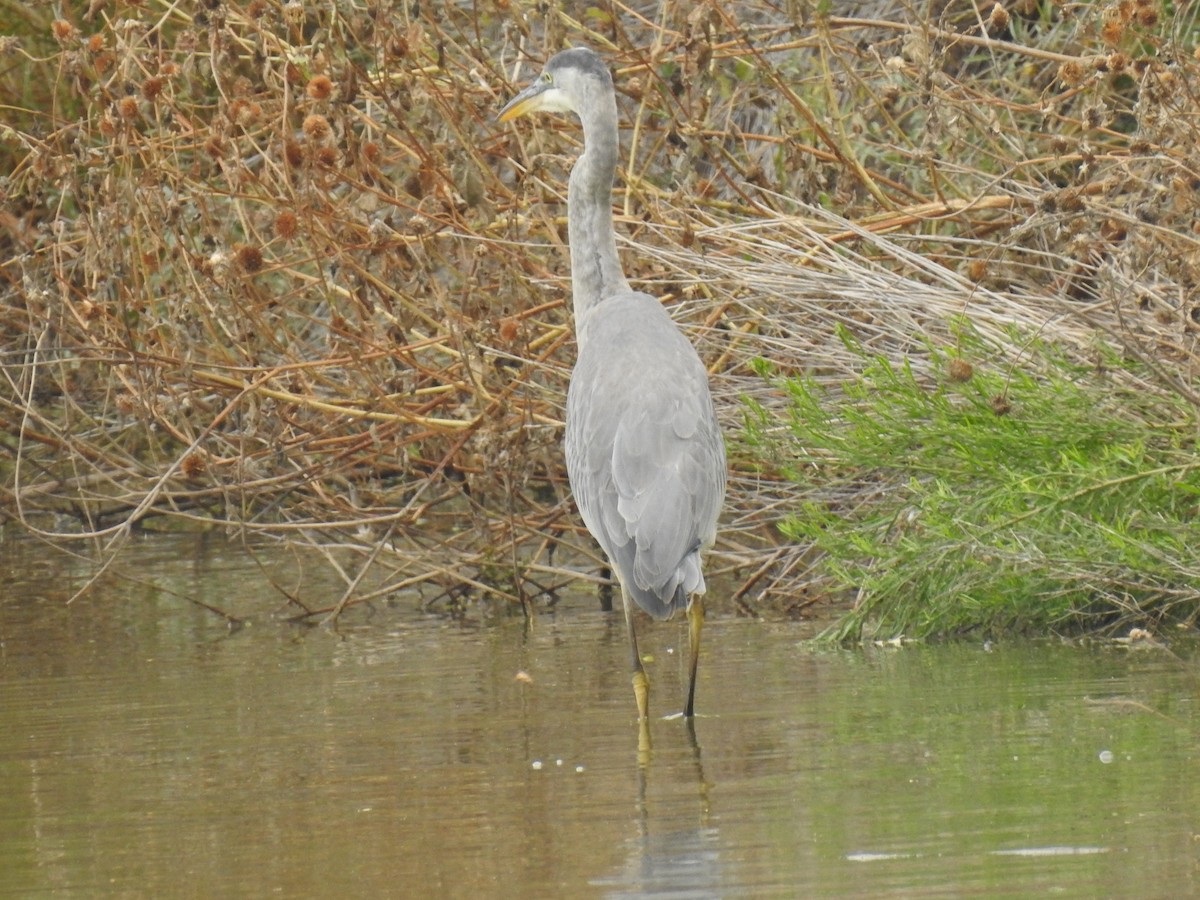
[1,1,1197,622]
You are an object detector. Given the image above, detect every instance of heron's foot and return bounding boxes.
[632,668,650,721]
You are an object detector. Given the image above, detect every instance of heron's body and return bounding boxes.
[568,291,723,621]
[500,47,726,719]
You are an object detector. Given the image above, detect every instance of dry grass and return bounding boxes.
[2,0,1198,622]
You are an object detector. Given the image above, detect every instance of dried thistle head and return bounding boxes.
[1057,60,1086,86]
[51,20,79,46]
[315,145,339,168]
[181,451,208,480]
[303,113,332,142]
[235,243,264,274]
[498,317,520,342]
[947,358,975,383]
[1099,219,1127,243]
[141,76,165,101]
[274,210,299,240]
[306,75,334,101]
[283,139,304,167]
[987,3,1010,32]
[1101,18,1125,46]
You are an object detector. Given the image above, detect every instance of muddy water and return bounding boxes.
[1,535,1198,897]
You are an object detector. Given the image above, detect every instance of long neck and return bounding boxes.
[568,98,630,326]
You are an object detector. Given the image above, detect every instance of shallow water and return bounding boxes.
[1,535,1198,897]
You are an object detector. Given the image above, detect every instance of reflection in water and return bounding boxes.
[598,720,721,898]
[1,535,1199,897]
[600,826,722,899]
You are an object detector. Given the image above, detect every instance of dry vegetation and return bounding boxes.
[2,0,1198,629]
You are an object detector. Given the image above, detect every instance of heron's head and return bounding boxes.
[498,47,612,122]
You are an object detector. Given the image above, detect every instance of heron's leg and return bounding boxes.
[620,585,650,720]
[684,595,705,718]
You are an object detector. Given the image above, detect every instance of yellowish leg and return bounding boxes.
[632,668,650,721]
[621,586,650,720]
[684,596,705,718]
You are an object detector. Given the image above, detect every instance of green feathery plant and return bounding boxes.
[745,323,1200,641]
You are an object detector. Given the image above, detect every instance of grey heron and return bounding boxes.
[499,47,726,720]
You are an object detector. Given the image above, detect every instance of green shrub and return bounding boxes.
[746,324,1200,640]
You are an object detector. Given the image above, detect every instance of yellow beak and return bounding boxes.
[497,80,552,122]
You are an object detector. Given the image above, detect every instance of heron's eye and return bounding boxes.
[541,72,552,83]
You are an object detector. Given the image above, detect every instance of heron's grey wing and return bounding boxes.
[566,294,726,618]
[609,365,723,586]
